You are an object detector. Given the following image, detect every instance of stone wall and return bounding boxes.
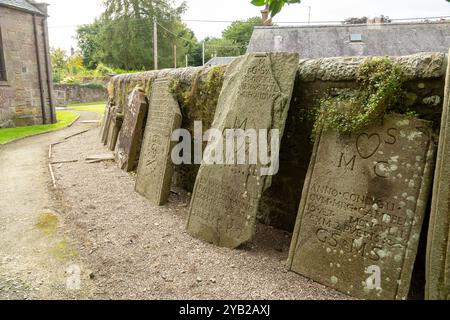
[106,52,447,232]
[0,6,55,128]
[247,21,450,58]
[54,83,108,106]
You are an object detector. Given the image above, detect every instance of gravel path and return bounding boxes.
[0,110,99,300]
[51,125,350,300]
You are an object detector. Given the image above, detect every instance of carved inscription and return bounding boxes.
[186,52,299,249]
[288,115,435,300]
[135,78,182,206]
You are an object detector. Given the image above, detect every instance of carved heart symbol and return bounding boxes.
[356,133,381,159]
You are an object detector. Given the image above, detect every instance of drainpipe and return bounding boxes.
[41,16,55,123]
[33,13,46,124]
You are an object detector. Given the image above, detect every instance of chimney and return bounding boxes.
[28,1,50,16]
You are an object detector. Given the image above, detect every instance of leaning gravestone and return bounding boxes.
[288,115,435,300]
[100,102,111,142]
[100,103,112,145]
[105,103,123,151]
[135,78,182,206]
[426,49,450,300]
[186,52,299,249]
[115,87,149,171]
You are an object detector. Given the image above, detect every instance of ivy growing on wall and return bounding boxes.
[313,57,410,137]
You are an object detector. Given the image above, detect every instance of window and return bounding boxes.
[350,33,363,42]
[0,28,6,81]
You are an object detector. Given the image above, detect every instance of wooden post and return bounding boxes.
[173,43,177,68]
[202,41,205,66]
[153,17,158,70]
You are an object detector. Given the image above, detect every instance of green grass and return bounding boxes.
[0,110,79,145]
[69,101,107,115]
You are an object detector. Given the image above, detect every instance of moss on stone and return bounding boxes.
[170,66,226,130]
[313,57,409,137]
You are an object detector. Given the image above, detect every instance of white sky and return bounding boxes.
[46,0,450,52]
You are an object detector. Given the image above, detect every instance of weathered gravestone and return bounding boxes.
[426,50,450,300]
[135,78,182,206]
[288,115,436,300]
[105,105,123,151]
[186,52,299,249]
[115,87,149,171]
[100,103,112,145]
[100,102,111,142]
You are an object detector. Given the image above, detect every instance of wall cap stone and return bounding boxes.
[298,52,447,82]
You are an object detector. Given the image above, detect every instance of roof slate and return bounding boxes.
[0,0,44,15]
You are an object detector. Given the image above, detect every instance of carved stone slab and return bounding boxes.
[135,78,182,206]
[288,115,435,300]
[186,52,299,249]
[115,87,148,171]
[426,49,450,300]
[100,103,112,145]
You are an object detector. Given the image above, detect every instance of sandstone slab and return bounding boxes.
[135,78,182,206]
[426,49,450,300]
[100,103,112,145]
[288,115,435,300]
[186,52,299,248]
[116,87,148,171]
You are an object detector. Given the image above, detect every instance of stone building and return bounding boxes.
[0,0,55,128]
[247,21,450,58]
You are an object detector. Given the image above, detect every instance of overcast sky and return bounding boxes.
[46,0,450,52]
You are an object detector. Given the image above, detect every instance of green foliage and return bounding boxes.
[76,22,102,69]
[76,0,198,70]
[203,16,262,61]
[250,0,301,18]
[314,58,408,137]
[51,48,127,84]
[222,17,262,54]
[204,37,242,60]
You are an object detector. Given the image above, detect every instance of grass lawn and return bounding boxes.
[0,110,79,145]
[69,101,107,115]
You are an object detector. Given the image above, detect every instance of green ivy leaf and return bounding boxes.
[251,0,267,6]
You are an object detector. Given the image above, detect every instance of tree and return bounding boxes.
[50,48,67,71]
[204,37,242,60]
[76,0,198,70]
[222,17,262,54]
[250,0,301,18]
[50,48,68,82]
[76,22,102,69]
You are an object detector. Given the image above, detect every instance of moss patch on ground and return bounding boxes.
[36,212,59,236]
[50,240,80,261]
[0,110,79,145]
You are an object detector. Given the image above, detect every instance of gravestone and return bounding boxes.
[115,87,149,171]
[100,103,112,145]
[135,78,182,206]
[107,112,123,151]
[186,52,299,249]
[288,115,435,300]
[426,49,450,300]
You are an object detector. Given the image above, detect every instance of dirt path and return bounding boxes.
[0,111,99,300]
